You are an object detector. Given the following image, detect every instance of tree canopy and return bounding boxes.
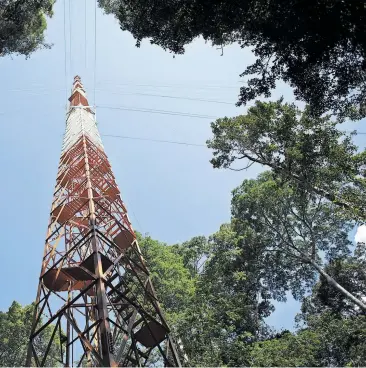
[208,100,366,221]
[99,0,366,120]
[0,301,60,366]
[137,233,195,328]
[250,312,366,367]
[230,171,356,301]
[0,0,54,57]
[135,213,366,366]
[136,230,268,366]
[249,330,321,367]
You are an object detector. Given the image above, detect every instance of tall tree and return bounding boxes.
[0,301,60,366]
[207,100,366,220]
[99,0,366,119]
[176,224,273,366]
[0,0,54,57]
[137,231,268,366]
[230,171,366,310]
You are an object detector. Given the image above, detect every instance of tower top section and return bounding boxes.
[69,75,90,109]
[62,77,103,154]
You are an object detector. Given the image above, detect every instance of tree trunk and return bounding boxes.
[308,257,366,311]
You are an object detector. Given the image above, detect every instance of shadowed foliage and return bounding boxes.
[99,0,366,120]
[0,0,54,57]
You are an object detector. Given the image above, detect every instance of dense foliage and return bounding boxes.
[99,0,366,119]
[138,227,269,366]
[230,171,364,305]
[250,313,366,367]
[136,222,366,366]
[0,301,60,366]
[0,0,54,57]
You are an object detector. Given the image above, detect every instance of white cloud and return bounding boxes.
[355,225,366,244]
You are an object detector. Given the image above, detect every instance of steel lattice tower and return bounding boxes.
[26,76,181,367]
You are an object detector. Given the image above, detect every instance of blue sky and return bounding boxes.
[0,0,364,331]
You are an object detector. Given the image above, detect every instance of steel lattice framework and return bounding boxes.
[26,76,181,367]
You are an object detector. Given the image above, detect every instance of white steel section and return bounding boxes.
[62,107,103,153]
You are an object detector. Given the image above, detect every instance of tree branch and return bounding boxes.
[229,160,255,171]
[232,151,358,213]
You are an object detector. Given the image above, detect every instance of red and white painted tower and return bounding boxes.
[26,76,181,367]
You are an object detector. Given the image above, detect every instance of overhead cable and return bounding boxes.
[97,105,218,119]
[102,134,206,147]
[6,87,236,106]
[97,80,242,91]
[96,89,234,105]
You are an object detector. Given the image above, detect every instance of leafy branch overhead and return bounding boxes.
[207,100,366,221]
[100,0,366,119]
[0,0,54,57]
